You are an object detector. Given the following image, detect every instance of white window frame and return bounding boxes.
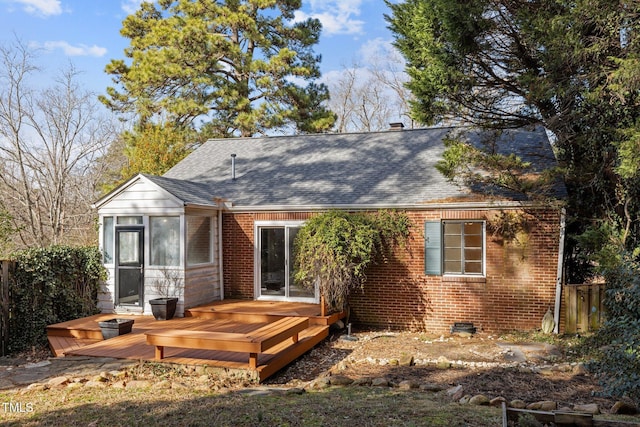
[254,220,318,303]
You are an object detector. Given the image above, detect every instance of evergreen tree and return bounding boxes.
[101,0,335,137]
[387,0,640,280]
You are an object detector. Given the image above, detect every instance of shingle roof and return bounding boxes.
[142,174,219,207]
[159,126,561,208]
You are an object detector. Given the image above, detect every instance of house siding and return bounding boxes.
[221,208,562,334]
[98,178,184,216]
[184,264,220,308]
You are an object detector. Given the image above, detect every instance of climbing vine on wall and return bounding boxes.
[294,210,411,313]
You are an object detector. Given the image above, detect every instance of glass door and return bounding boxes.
[258,224,316,302]
[115,226,144,306]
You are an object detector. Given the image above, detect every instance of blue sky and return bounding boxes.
[0,0,400,97]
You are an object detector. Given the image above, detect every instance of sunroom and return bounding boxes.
[93,174,222,317]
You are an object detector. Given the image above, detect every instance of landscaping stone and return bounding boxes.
[92,374,108,383]
[459,395,471,404]
[307,377,331,390]
[66,382,83,390]
[47,376,70,388]
[572,363,588,375]
[420,383,444,392]
[469,394,490,406]
[611,401,638,415]
[352,377,372,386]
[398,380,419,390]
[25,383,47,392]
[436,356,451,369]
[527,400,557,411]
[285,387,305,395]
[489,396,507,407]
[510,399,527,409]
[538,368,555,377]
[446,384,464,400]
[371,377,389,387]
[399,355,414,367]
[328,375,353,386]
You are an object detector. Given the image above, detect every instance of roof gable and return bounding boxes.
[93,174,219,212]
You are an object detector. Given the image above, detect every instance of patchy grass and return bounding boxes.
[0,385,500,426]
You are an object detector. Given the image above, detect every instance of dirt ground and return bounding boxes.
[265,327,621,412]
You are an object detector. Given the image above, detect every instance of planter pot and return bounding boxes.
[98,318,134,340]
[149,297,178,320]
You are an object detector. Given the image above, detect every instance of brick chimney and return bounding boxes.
[389,122,405,131]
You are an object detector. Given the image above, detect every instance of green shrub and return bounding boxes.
[589,252,640,404]
[8,245,106,353]
[294,210,411,313]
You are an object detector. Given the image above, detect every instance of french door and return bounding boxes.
[256,223,316,302]
[115,226,144,306]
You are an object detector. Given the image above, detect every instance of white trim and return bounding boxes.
[253,220,317,303]
[441,220,487,278]
[226,200,564,213]
[93,174,185,210]
[553,208,567,333]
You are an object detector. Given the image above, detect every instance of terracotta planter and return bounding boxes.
[149,297,178,320]
[98,318,134,339]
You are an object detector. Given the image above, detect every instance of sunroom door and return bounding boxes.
[115,226,144,306]
[257,224,316,302]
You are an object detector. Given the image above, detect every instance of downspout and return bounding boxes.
[218,209,224,301]
[553,207,566,333]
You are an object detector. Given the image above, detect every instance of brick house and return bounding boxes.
[94,125,566,333]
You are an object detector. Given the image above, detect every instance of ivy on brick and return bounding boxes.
[294,210,411,313]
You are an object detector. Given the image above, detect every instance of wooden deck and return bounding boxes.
[47,300,343,382]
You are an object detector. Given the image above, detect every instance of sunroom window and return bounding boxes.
[150,216,180,266]
[187,216,211,265]
[103,216,114,264]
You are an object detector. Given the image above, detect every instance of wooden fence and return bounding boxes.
[0,260,14,356]
[564,283,606,334]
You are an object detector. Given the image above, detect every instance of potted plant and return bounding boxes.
[149,267,183,320]
[98,318,134,339]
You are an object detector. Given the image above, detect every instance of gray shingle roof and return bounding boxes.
[142,174,219,207]
[159,126,560,208]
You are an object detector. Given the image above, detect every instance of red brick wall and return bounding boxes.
[222,208,562,333]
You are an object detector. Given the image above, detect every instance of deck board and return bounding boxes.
[47,300,338,381]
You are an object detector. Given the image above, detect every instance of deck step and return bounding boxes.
[46,301,339,382]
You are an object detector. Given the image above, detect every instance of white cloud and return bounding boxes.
[35,40,107,57]
[358,37,403,65]
[8,0,61,16]
[121,0,146,15]
[294,0,364,36]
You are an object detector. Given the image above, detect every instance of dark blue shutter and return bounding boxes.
[424,221,442,275]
